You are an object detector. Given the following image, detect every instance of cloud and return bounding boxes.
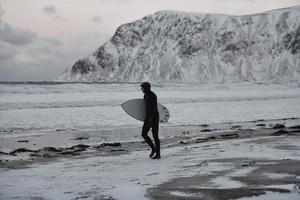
[0,41,16,60]
[0,27,62,63]
[0,23,38,46]
[0,2,108,82]
[42,5,56,15]
[0,18,108,81]
[0,4,4,22]
[0,15,67,81]
[90,15,102,23]
[42,37,63,46]
[0,4,37,46]
[42,5,66,21]
[0,37,65,81]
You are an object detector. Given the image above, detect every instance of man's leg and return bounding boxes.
[151,118,160,159]
[142,123,156,157]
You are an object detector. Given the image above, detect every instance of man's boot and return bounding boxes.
[152,142,160,159]
[149,148,156,158]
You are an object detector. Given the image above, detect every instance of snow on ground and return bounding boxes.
[0,134,299,200]
[0,82,300,199]
[237,191,300,200]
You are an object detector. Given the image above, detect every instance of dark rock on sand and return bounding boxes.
[195,138,208,143]
[110,149,127,152]
[41,153,53,158]
[94,195,115,200]
[271,129,290,136]
[195,136,216,143]
[68,144,90,150]
[56,129,67,132]
[241,160,256,167]
[199,124,209,127]
[220,133,239,139]
[231,125,242,129]
[29,153,42,157]
[207,136,216,140]
[207,136,217,140]
[179,140,189,145]
[55,144,90,155]
[74,195,90,199]
[95,143,122,148]
[59,151,79,155]
[27,146,85,158]
[289,125,300,129]
[256,124,266,127]
[289,129,300,134]
[201,129,212,132]
[73,137,89,140]
[274,144,300,150]
[273,124,286,129]
[282,117,298,121]
[17,140,29,143]
[40,147,62,152]
[0,151,9,155]
[9,148,38,156]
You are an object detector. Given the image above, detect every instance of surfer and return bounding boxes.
[140,82,161,159]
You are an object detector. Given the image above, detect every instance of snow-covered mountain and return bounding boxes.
[57,6,300,82]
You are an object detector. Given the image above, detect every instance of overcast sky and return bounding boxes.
[0,0,299,81]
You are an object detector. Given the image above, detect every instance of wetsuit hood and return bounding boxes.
[140,82,151,94]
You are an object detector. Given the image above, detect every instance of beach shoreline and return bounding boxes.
[1,119,300,199]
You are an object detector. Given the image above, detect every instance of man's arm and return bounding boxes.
[145,94,155,126]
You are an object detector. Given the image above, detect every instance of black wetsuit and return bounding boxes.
[141,89,160,157]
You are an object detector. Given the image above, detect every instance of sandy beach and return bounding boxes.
[1,1,300,199]
[1,119,300,200]
[1,82,300,199]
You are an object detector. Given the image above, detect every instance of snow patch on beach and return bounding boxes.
[238,191,300,200]
[169,191,202,198]
[263,173,297,179]
[209,176,245,189]
[229,167,258,177]
[1,135,300,199]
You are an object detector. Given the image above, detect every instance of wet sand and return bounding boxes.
[148,159,300,200]
[0,120,300,199]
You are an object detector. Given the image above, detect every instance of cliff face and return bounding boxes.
[57,6,300,82]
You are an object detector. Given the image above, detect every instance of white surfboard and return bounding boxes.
[121,99,170,123]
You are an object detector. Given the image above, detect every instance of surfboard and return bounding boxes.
[121,99,170,123]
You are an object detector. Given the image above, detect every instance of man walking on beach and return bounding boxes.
[140,82,161,159]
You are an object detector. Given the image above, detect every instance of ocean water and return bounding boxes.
[0,82,300,137]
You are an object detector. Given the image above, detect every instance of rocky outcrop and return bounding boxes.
[56,6,300,82]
